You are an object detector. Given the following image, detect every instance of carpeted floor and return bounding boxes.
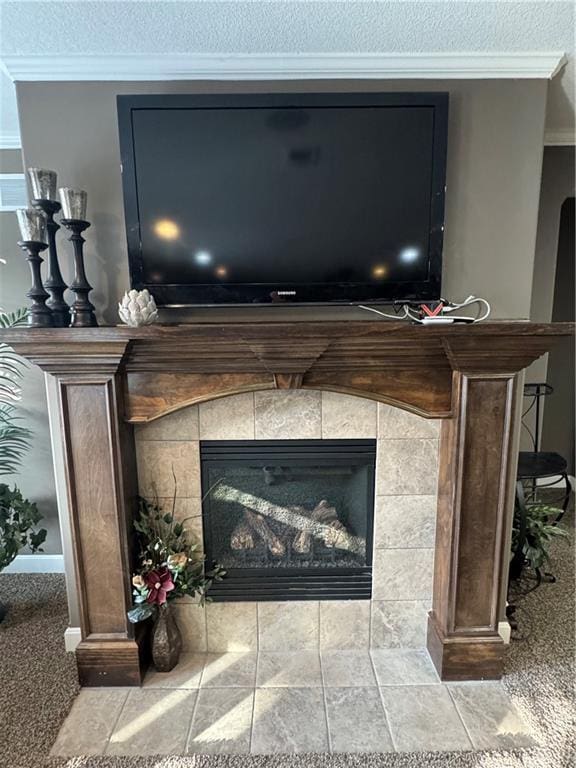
[1,509,574,768]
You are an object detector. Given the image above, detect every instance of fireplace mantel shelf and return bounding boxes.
[3,319,573,686]
[3,321,573,421]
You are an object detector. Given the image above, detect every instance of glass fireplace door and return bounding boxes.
[200,440,375,601]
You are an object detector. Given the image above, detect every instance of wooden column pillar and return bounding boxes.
[428,364,517,680]
[48,344,143,685]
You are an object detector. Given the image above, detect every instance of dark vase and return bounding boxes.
[151,603,182,672]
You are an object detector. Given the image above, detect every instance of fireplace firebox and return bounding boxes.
[200,440,375,601]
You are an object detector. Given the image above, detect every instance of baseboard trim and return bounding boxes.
[498,620,512,645]
[544,130,575,146]
[3,554,65,574]
[64,627,82,653]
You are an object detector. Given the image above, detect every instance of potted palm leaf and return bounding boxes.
[0,307,47,621]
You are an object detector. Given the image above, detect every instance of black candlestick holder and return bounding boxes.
[32,198,71,327]
[17,240,54,328]
[60,219,98,328]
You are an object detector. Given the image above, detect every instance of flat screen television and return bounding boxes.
[117,92,448,306]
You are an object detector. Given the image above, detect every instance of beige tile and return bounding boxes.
[373,548,434,600]
[136,440,200,498]
[173,603,207,652]
[200,652,258,687]
[187,687,254,754]
[206,602,258,651]
[321,651,377,687]
[50,688,129,756]
[376,438,439,495]
[326,687,394,752]
[257,651,323,687]
[374,495,437,549]
[251,687,328,753]
[448,682,536,749]
[144,652,206,689]
[370,600,430,649]
[319,600,370,650]
[378,404,440,439]
[371,649,440,686]
[135,406,199,441]
[380,685,472,751]
[107,688,196,755]
[199,393,255,440]
[254,390,321,439]
[321,392,377,438]
[155,497,203,548]
[258,601,319,650]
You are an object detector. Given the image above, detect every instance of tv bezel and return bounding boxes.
[117,92,448,306]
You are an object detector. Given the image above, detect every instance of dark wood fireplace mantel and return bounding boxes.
[3,320,573,685]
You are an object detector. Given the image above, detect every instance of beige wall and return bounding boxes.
[0,148,61,554]
[525,146,576,452]
[16,78,547,322]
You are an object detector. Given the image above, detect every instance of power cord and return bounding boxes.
[358,295,491,324]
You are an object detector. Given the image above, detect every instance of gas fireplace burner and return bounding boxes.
[200,440,375,601]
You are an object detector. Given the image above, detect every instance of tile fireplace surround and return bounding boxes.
[136,391,439,653]
[3,320,573,689]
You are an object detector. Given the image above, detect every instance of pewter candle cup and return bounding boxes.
[28,168,57,201]
[59,188,87,220]
[16,208,47,243]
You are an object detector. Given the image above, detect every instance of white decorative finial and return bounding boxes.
[118,289,158,327]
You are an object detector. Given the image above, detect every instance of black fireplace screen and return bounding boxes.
[200,440,375,601]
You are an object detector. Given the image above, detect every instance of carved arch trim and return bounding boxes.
[124,370,454,423]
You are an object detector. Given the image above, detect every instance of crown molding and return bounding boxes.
[0,52,568,82]
[0,131,22,149]
[544,129,575,146]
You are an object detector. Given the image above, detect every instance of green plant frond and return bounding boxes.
[0,388,21,403]
[0,374,22,390]
[0,484,46,569]
[0,310,31,479]
[0,354,24,372]
[513,498,570,574]
[0,308,27,328]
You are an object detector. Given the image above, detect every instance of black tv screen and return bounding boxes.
[117,93,448,306]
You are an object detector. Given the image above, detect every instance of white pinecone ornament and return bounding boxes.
[118,289,158,327]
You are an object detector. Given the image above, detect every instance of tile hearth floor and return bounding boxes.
[51,650,535,757]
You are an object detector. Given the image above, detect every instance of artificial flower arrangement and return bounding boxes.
[127,495,224,624]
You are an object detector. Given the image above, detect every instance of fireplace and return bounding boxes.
[5,320,570,683]
[200,440,376,601]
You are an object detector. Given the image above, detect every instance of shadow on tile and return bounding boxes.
[107,688,197,756]
[200,653,257,688]
[256,651,322,687]
[188,687,254,754]
[50,688,129,756]
[144,653,205,689]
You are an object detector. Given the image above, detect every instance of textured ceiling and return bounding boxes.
[1,1,574,55]
[0,1,574,140]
